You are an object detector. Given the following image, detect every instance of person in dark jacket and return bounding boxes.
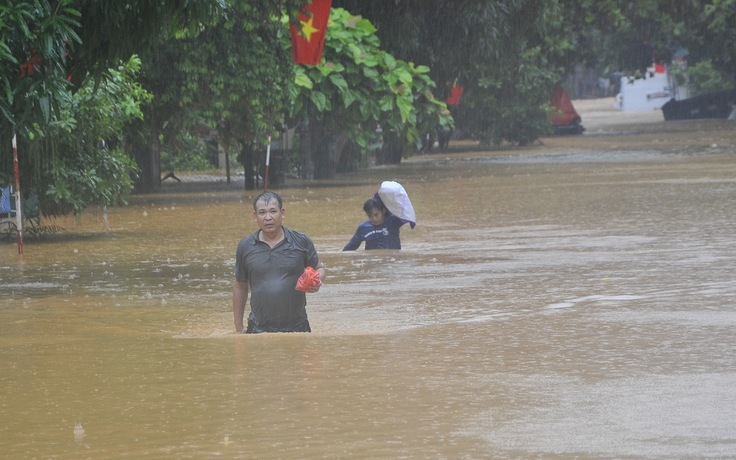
[343,197,406,251]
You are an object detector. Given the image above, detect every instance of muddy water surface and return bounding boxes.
[2,109,736,458]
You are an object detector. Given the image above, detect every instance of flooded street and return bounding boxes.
[2,99,736,458]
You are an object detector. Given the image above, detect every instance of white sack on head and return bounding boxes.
[378,181,416,228]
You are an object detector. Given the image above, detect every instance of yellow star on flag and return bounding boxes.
[299,17,320,42]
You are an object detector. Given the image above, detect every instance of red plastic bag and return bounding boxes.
[295,266,321,292]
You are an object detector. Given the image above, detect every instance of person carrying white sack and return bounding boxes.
[342,181,416,251]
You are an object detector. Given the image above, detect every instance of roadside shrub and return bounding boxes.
[687,60,734,97]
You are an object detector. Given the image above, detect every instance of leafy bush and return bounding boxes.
[159,133,214,172]
[687,60,734,97]
[286,8,452,176]
[42,56,151,213]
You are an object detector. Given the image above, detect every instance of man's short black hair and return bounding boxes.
[253,191,283,211]
[363,196,386,215]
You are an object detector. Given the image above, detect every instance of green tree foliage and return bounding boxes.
[703,0,736,81]
[0,0,80,137]
[43,56,150,213]
[66,0,226,86]
[168,1,294,150]
[684,59,734,96]
[335,0,736,144]
[286,8,452,178]
[455,1,565,145]
[1,0,222,138]
[0,0,224,211]
[141,5,450,184]
[134,0,307,190]
[160,133,213,173]
[12,56,149,214]
[559,1,736,87]
[333,0,568,146]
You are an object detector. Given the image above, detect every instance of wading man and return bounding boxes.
[233,191,326,333]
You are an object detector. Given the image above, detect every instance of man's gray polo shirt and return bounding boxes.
[235,226,319,331]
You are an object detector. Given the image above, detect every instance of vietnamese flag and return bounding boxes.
[290,0,331,65]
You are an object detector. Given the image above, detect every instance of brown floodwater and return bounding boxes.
[2,107,736,458]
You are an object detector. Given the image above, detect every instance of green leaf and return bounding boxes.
[309,91,328,111]
[396,96,412,123]
[379,95,394,111]
[39,97,51,122]
[343,88,356,108]
[382,53,397,70]
[318,64,337,76]
[294,72,313,89]
[329,73,349,93]
[354,17,377,35]
[395,68,413,86]
[362,67,379,79]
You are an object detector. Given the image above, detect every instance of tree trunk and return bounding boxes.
[376,131,403,165]
[225,149,230,184]
[241,142,256,191]
[329,131,349,170]
[298,124,311,179]
[310,122,332,180]
[311,122,349,180]
[336,141,360,173]
[131,135,161,193]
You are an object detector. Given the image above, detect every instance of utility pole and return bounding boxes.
[12,134,23,258]
[263,136,271,192]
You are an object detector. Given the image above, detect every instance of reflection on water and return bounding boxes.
[2,136,736,458]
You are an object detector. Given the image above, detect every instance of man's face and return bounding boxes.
[367,208,386,226]
[253,198,284,235]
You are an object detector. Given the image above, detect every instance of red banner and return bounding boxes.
[446,85,464,105]
[19,48,42,77]
[290,0,331,65]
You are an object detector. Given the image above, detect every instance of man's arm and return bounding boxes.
[342,231,362,251]
[232,280,249,333]
[306,262,326,293]
[316,261,326,284]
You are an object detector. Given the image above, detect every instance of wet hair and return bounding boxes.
[363,197,386,215]
[253,191,283,211]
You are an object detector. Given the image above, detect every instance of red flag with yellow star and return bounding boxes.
[290,0,331,65]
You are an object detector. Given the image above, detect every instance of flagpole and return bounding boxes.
[12,134,23,258]
[263,136,271,192]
